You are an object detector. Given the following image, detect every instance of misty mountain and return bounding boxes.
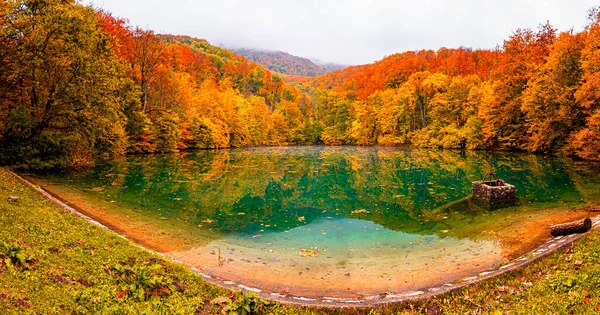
[232,48,346,77]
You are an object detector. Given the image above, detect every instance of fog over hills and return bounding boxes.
[231,48,347,77]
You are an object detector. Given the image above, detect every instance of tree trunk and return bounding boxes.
[142,80,148,113]
[550,217,592,237]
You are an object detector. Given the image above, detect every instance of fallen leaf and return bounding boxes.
[299,247,323,257]
[14,299,32,308]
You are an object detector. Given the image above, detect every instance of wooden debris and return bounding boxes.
[550,217,592,237]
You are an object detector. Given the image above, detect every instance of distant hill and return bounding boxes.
[320,62,347,73]
[232,48,346,77]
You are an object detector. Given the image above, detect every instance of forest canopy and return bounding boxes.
[1,0,600,169]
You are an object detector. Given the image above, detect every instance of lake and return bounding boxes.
[27,146,600,299]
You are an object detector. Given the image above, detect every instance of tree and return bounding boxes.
[315,91,352,145]
[569,7,600,160]
[575,8,600,112]
[521,32,585,153]
[479,24,556,149]
[124,28,166,113]
[349,93,381,145]
[0,0,130,168]
[568,110,600,160]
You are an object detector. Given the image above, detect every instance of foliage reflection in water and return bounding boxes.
[31,146,600,298]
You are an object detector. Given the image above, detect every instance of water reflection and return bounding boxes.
[32,147,600,297]
[40,146,599,238]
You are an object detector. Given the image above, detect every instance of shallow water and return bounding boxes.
[30,146,600,298]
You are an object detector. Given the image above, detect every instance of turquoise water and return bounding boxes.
[32,146,600,297]
[39,147,599,235]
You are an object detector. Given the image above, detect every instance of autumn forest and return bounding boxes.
[1,0,600,169]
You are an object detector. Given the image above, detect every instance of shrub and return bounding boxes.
[0,242,36,270]
[549,271,577,293]
[109,263,174,301]
[211,290,281,315]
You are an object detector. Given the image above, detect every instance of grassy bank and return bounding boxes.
[0,169,228,314]
[1,167,600,314]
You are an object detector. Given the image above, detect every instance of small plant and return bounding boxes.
[0,242,35,270]
[109,262,174,301]
[548,271,577,293]
[211,290,280,315]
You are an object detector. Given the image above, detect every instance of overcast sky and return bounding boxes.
[88,0,598,65]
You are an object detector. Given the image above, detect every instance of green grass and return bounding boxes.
[1,167,600,314]
[0,169,227,314]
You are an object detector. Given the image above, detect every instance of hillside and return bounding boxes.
[308,47,499,99]
[294,20,600,160]
[0,2,318,169]
[1,0,600,170]
[232,48,345,77]
[320,62,347,73]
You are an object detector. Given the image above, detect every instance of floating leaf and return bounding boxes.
[299,247,323,257]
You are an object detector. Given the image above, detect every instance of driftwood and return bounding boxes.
[550,217,592,237]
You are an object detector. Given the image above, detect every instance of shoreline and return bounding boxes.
[10,169,600,307]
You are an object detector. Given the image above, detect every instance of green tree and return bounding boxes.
[0,0,130,168]
[152,111,181,153]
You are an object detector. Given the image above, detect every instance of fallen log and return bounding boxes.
[550,217,592,237]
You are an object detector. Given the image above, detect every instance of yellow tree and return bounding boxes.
[575,8,600,111]
[570,8,600,160]
[481,24,556,149]
[349,93,382,145]
[239,96,270,145]
[522,31,585,153]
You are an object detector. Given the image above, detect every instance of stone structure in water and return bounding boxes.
[472,171,517,209]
